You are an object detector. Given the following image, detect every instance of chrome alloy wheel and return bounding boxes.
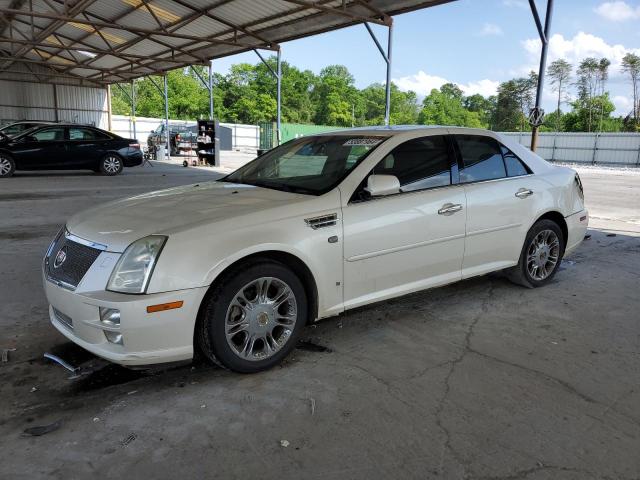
[225,277,298,361]
[103,156,121,173]
[0,156,12,176]
[526,229,560,281]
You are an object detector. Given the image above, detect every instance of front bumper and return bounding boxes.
[44,278,208,366]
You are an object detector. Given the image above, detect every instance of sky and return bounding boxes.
[211,0,640,116]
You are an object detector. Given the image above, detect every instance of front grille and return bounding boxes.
[46,234,102,289]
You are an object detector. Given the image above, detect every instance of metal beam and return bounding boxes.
[282,0,389,26]
[208,61,214,120]
[365,21,393,125]
[529,0,554,151]
[277,49,282,145]
[253,48,282,144]
[164,74,170,159]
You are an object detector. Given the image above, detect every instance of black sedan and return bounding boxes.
[0,124,143,178]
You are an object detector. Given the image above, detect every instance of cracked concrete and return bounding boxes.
[0,165,638,479]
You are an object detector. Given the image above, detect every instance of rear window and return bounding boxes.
[456,135,506,183]
[501,145,531,177]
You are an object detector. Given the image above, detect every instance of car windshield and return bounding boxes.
[222,135,385,195]
[0,123,34,137]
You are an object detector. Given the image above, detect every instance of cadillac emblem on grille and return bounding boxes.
[53,248,67,269]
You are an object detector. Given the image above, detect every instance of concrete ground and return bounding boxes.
[0,163,638,480]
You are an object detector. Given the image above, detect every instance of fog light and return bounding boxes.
[104,330,123,345]
[100,307,120,326]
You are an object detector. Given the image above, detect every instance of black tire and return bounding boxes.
[99,154,123,176]
[196,260,308,373]
[507,219,565,288]
[0,153,15,178]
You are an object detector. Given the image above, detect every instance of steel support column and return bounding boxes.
[209,61,214,120]
[164,74,170,159]
[253,47,282,146]
[529,0,554,152]
[276,49,282,145]
[365,21,393,126]
[131,80,137,141]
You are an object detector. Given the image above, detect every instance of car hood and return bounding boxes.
[66,181,307,252]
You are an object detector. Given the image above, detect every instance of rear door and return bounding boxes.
[67,127,111,167]
[341,135,466,309]
[453,134,541,278]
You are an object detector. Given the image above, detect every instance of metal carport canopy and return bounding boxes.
[0,0,454,87]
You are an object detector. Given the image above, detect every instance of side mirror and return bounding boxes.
[364,174,400,197]
[25,135,38,142]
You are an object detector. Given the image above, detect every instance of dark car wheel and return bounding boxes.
[99,154,123,176]
[0,154,15,178]
[507,219,565,288]
[196,260,308,373]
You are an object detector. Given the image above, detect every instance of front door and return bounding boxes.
[11,126,67,169]
[341,135,466,310]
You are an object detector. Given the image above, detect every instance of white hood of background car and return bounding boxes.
[66,181,306,252]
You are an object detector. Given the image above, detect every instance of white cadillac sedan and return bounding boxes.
[43,126,588,373]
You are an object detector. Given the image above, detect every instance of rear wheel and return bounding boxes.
[99,154,123,176]
[0,154,15,178]
[196,260,307,373]
[507,219,565,288]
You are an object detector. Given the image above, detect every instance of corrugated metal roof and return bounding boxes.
[0,0,456,86]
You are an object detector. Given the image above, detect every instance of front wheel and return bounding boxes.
[99,154,123,176]
[0,154,15,178]
[507,219,565,288]
[196,261,307,373]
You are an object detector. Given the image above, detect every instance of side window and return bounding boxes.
[501,145,531,177]
[69,128,109,140]
[32,127,65,141]
[457,135,506,183]
[372,136,451,192]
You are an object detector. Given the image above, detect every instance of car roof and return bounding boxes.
[314,125,499,137]
[2,120,55,126]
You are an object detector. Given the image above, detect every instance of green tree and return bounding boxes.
[564,93,617,132]
[359,83,419,125]
[463,94,495,128]
[311,65,359,126]
[621,52,640,130]
[547,59,572,131]
[418,83,483,128]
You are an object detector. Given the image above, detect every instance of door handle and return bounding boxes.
[515,188,534,199]
[438,203,463,215]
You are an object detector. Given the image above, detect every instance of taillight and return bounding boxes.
[176,134,181,141]
[129,143,140,150]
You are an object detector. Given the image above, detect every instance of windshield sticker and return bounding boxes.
[343,138,383,147]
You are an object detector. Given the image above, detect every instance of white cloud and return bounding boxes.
[522,31,640,77]
[479,23,503,36]
[393,71,449,96]
[460,79,500,97]
[612,95,634,115]
[594,1,640,21]
[392,71,499,98]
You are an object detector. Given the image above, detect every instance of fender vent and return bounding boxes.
[305,213,338,230]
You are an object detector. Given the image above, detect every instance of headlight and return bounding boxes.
[107,235,167,294]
